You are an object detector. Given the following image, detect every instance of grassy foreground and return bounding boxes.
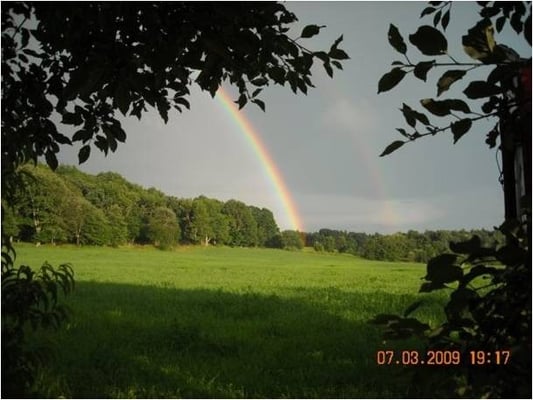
[16,244,450,398]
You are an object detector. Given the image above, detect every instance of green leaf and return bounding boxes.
[388,24,407,54]
[451,118,472,143]
[301,24,322,38]
[437,69,467,96]
[409,25,448,55]
[380,140,405,157]
[78,145,91,164]
[377,68,406,93]
[413,60,435,81]
[463,81,501,99]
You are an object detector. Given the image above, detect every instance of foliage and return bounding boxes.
[374,2,531,397]
[2,2,347,178]
[281,230,305,250]
[6,164,288,250]
[1,247,74,397]
[147,207,181,250]
[378,1,530,155]
[307,227,503,262]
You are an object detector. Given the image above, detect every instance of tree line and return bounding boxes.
[3,164,503,262]
[307,228,504,263]
[2,164,299,249]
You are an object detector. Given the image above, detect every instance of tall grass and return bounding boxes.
[16,244,450,398]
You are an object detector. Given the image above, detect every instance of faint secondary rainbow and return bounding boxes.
[216,88,304,232]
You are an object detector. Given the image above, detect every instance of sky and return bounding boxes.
[56,2,531,233]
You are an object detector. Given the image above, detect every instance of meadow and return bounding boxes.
[16,244,453,398]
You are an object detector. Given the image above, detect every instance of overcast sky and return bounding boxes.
[57,2,531,233]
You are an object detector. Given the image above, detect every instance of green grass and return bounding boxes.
[15,244,452,398]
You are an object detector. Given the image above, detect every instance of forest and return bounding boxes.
[3,164,504,263]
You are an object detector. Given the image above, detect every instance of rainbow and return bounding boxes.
[216,88,304,232]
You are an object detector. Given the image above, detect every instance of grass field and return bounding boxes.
[16,244,453,398]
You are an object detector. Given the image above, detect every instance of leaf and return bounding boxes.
[45,151,58,170]
[329,48,349,60]
[61,112,83,126]
[78,145,91,164]
[413,60,435,81]
[449,235,482,254]
[377,68,406,93]
[495,16,506,33]
[446,99,471,113]
[313,51,329,62]
[437,69,467,96]
[301,24,322,38]
[52,132,72,145]
[400,103,417,127]
[433,10,442,27]
[421,98,450,116]
[420,7,436,18]
[72,129,91,143]
[525,14,532,45]
[323,62,333,78]
[252,99,265,112]
[419,281,446,293]
[174,97,190,110]
[451,118,472,143]
[156,98,169,123]
[115,84,130,116]
[237,94,247,110]
[380,140,405,157]
[441,10,450,30]
[251,77,268,86]
[388,24,407,54]
[425,254,462,284]
[462,19,496,63]
[510,11,523,34]
[409,26,448,55]
[463,81,501,99]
